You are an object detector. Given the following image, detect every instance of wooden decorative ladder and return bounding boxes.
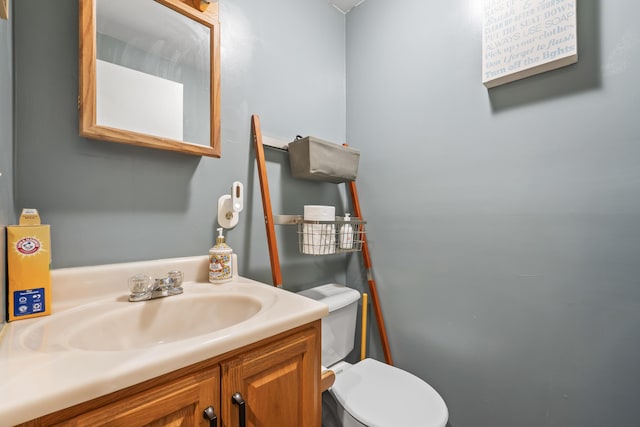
[251,114,393,366]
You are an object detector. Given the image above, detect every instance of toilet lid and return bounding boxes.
[331,359,448,427]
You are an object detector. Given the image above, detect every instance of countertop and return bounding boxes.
[0,256,328,426]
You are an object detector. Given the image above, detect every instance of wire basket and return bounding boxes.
[296,217,366,255]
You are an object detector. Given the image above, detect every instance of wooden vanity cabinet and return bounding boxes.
[47,367,220,427]
[221,323,320,426]
[17,321,321,427]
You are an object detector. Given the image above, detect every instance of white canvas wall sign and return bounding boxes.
[482,0,578,88]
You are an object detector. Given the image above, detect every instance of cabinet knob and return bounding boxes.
[203,405,217,427]
[232,392,246,427]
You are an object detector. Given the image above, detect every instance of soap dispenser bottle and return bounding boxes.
[339,213,354,250]
[209,228,233,284]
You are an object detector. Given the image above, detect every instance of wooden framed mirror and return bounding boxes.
[79,0,221,157]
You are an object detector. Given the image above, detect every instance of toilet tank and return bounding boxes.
[298,284,361,367]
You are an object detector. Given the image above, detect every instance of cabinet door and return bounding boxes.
[221,325,321,427]
[55,366,220,427]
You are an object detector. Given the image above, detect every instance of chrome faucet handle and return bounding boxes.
[167,270,184,294]
[127,271,183,302]
[128,274,153,301]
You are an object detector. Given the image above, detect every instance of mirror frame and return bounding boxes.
[79,0,221,157]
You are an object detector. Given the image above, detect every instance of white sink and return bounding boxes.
[0,255,328,426]
[21,293,265,352]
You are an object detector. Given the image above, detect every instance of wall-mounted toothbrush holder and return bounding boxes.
[274,215,366,255]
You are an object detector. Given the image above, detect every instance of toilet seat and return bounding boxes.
[330,358,448,427]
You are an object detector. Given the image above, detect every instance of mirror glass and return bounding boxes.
[80,0,221,157]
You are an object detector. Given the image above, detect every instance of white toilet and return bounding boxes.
[298,284,449,427]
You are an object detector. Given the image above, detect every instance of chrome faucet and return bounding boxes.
[128,270,184,302]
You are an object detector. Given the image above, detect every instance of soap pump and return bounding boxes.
[209,228,233,284]
[339,213,354,250]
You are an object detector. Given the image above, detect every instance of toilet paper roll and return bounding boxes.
[304,205,335,220]
[303,205,335,254]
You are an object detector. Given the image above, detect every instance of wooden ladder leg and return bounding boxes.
[251,114,283,288]
[347,179,394,366]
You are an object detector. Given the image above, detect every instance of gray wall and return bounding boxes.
[347,1,640,426]
[0,10,14,329]
[10,0,640,425]
[12,0,349,291]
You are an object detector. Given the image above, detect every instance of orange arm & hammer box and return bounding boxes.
[6,209,52,321]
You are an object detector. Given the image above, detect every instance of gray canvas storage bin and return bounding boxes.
[288,136,360,183]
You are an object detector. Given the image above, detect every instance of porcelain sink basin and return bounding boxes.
[0,256,329,427]
[21,293,263,352]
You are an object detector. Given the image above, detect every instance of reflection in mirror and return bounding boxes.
[96,0,210,144]
[79,0,221,157]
